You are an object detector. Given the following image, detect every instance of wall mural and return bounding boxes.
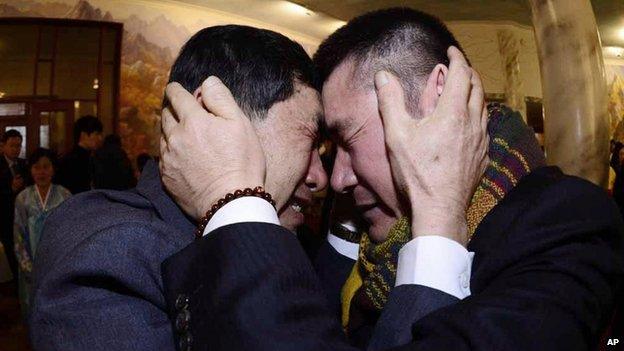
[607,65,624,142]
[1,0,319,160]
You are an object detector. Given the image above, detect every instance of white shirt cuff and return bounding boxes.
[327,233,359,261]
[395,235,474,299]
[202,197,280,236]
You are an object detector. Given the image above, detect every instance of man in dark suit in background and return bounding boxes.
[0,129,27,279]
[159,8,624,351]
[56,115,103,194]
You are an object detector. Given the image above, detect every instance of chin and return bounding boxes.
[367,222,392,243]
[365,212,400,243]
[278,206,305,232]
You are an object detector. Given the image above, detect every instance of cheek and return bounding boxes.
[351,135,399,209]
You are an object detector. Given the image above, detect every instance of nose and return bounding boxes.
[330,147,358,193]
[305,149,328,193]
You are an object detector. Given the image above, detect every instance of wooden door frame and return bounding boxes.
[1,99,75,157]
[30,100,75,155]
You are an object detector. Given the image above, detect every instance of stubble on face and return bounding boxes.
[253,83,323,230]
[323,59,405,242]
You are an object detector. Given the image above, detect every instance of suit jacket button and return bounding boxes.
[178,332,193,351]
[175,294,189,310]
[175,309,190,332]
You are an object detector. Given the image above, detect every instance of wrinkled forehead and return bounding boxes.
[273,81,324,131]
[321,59,375,133]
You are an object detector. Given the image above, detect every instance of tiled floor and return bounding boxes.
[0,282,31,351]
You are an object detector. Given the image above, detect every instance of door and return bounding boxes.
[31,100,75,156]
[0,100,75,158]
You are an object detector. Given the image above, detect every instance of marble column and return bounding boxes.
[529,0,609,187]
[497,29,526,120]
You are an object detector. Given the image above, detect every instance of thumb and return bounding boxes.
[200,76,245,121]
[374,71,409,136]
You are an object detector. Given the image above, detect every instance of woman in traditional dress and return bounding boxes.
[13,148,71,319]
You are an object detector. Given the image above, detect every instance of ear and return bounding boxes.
[418,63,448,116]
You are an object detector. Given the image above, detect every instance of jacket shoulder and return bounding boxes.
[36,189,174,277]
[471,166,623,255]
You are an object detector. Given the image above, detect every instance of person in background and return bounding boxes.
[56,115,103,194]
[135,153,153,179]
[0,129,28,280]
[610,141,624,216]
[13,148,71,319]
[91,134,136,191]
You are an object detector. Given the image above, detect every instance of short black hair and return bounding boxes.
[166,25,318,120]
[102,134,122,148]
[313,8,465,111]
[2,129,23,143]
[28,147,58,170]
[73,115,103,143]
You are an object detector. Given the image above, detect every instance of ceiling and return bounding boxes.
[293,0,624,47]
[171,0,346,41]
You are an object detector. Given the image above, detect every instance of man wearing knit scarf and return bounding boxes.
[157,7,624,351]
[307,7,623,350]
[337,103,547,345]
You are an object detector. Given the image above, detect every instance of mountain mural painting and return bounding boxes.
[2,0,213,160]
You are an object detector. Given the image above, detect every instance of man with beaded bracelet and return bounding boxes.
[29,25,328,350]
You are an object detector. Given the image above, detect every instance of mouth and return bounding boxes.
[290,203,303,213]
[279,196,312,231]
[287,193,312,214]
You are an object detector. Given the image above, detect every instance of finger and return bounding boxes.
[165,82,205,123]
[374,70,408,134]
[468,69,485,128]
[200,76,244,120]
[481,105,489,135]
[438,46,472,108]
[161,107,177,140]
[159,135,168,159]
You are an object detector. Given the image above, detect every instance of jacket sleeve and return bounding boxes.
[161,177,624,351]
[313,239,357,317]
[30,223,176,351]
[371,176,624,351]
[162,222,356,351]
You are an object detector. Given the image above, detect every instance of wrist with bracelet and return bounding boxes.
[195,186,276,238]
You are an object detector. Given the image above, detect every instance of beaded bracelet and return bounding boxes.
[195,186,276,238]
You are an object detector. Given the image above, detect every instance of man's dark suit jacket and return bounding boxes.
[0,155,27,275]
[57,145,94,194]
[162,166,624,351]
[30,161,195,350]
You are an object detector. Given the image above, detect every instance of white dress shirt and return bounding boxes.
[203,197,473,299]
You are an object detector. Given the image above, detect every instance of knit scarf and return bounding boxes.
[340,104,547,337]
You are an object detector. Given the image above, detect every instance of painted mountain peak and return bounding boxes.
[65,0,113,21]
[0,0,183,158]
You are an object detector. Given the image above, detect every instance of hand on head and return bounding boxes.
[160,76,266,220]
[374,46,489,246]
